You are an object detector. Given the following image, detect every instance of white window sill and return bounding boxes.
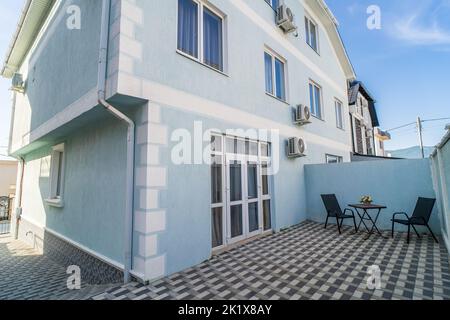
[311,114,325,122]
[176,50,228,77]
[307,43,320,56]
[265,92,289,105]
[45,198,64,208]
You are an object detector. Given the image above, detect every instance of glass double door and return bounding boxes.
[226,155,263,244]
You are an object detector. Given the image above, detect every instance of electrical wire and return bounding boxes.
[386,122,416,133]
[422,117,450,123]
[387,117,450,132]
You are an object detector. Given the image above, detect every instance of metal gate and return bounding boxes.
[0,196,12,235]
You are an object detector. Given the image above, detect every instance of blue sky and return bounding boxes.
[0,1,449,156]
[0,0,22,159]
[327,0,450,149]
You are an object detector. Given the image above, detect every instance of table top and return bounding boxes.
[349,203,387,210]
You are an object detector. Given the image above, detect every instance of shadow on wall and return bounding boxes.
[305,159,441,234]
[14,117,131,285]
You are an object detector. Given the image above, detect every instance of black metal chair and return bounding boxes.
[321,194,357,234]
[391,197,438,244]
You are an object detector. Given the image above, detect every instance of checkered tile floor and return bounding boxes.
[92,221,450,300]
[0,235,114,300]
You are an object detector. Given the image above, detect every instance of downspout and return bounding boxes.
[7,83,24,240]
[97,0,135,283]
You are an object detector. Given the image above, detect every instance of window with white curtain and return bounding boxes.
[177,0,224,72]
[309,81,322,119]
[335,99,344,129]
[264,50,286,101]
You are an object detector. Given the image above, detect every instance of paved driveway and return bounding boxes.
[92,221,450,300]
[0,235,111,300]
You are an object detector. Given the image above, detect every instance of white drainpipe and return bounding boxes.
[98,0,135,283]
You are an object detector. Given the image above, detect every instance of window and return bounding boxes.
[305,16,318,52]
[177,0,224,71]
[335,99,344,129]
[309,81,322,119]
[326,154,343,164]
[47,143,65,207]
[265,0,279,9]
[264,51,286,101]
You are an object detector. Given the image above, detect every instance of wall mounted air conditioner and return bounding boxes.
[287,137,306,158]
[276,4,297,34]
[293,104,311,125]
[11,73,25,93]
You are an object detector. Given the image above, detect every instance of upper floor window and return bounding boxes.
[265,0,279,10]
[326,154,343,164]
[305,16,318,52]
[177,0,224,72]
[335,99,344,129]
[264,50,286,101]
[309,81,322,119]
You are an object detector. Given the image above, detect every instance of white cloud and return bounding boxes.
[393,14,450,45]
[346,3,358,15]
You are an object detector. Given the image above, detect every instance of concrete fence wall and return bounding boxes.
[305,159,441,234]
[430,129,450,250]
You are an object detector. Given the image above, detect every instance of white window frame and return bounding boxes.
[176,0,227,73]
[335,98,344,129]
[264,48,287,102]
[305,15,319,53]
[265,0,279,10]
[210,133,273,251]
[326,154,343,164]
[46,143,65,207]
[309,80,323,120]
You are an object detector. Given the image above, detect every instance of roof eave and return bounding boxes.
[1,0,56,78]
[316,0,356,80]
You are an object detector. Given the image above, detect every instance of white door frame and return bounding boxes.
[245,156,263,238]
[211,135,273,250]
[225,154,247,244]
[225,153,264,245]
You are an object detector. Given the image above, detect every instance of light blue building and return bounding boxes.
[2,0,368,283]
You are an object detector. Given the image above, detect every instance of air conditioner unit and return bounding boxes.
[293,104,311,125]
[11,73,25,93]
[287,137,306,158]
[276,4,297,34]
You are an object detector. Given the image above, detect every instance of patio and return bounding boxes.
[92,221,450,300]
[0,234,114,300]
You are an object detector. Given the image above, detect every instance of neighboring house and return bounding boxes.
[388,146,435,159]
[348,81,391,159]
[0,160,17,197]
[2,0,358,283]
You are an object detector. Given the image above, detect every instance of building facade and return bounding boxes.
[348,81,390,159]
[3,0,359,282]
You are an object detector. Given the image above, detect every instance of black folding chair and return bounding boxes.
[321,194,357,234]
[391,197,438,244]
